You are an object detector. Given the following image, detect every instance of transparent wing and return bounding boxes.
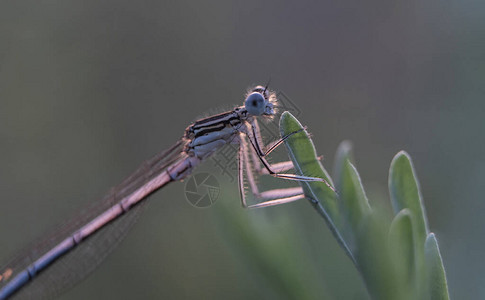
[0,139,187,300]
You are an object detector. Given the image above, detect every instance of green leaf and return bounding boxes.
[332,142,371,251]
[339,160,371,237]
[388,209,415,289]
[213,198,331,299]
[424,233,450,300]
[278,113,448,300]
[355,211,407,300]
[279,111,355,263]
[388,151,428,247]
[332,140,353,186]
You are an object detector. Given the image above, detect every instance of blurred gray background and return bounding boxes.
[0,0,483,299]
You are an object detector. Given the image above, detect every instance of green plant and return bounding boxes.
[279,112,450,300]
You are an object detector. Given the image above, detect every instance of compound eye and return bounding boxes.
[244,93,266,115]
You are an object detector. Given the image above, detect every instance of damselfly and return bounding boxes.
[0,85,334,299]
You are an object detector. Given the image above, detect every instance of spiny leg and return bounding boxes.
[247,192,306,209]
[238,134,256,208]
[246,121,336,193]
[250,119,305,157]
[249,119,305,174]
[250,118,322,174]
[247,129,318,181]
[238,134,307,208]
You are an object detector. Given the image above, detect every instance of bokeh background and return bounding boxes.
[0,0,483,299]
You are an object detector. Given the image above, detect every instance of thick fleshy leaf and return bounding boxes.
[388,209,415,287]
[279,114,448,300]
[332,140,353,187]
[340,160,371,232]
[332,142,370,253]
[355,211,410,300]
[213,196,331,299]
[389,151,428,248]
[279,112,337,218]
[279,112,354,263]
[424,233,450,300]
